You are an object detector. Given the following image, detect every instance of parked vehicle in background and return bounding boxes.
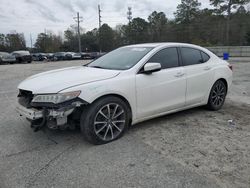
[72,53,82,60]
[54,52,66,61]
[32,53,47,61]
[16,43,232,145]
[65,52,82,60]
[81,52,106,60]
[12,51,32,63]
[64,52,74,60]
[46,53,54,61]
[89,52,106,59]
[81,52,92,59]
[0,52,16,64]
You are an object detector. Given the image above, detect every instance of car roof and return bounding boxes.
[126,42,205,49]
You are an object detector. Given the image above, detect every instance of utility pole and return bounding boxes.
[44,28,46,53]
[74,12,83,53]
[30,33,33,51]
[127,7,132,23]
[127,7,132,44]
[98,4,102,53]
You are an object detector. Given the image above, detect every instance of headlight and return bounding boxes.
[32,91,81,104]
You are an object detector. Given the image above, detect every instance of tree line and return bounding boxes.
[1,0,250,53]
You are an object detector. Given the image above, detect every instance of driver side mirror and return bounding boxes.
[142,62,161,74]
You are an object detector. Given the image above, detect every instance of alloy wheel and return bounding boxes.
[94,103,126,141]
[211,81,226,107]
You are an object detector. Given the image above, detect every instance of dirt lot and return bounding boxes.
[0,59,250,188]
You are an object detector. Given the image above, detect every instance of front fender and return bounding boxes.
[60,76,137,122]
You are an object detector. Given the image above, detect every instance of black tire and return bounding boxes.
[17,58,22,64]
[27,61,32,63]
[207,80,227,111]
[80,96,130,145]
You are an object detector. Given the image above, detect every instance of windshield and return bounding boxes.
[87,47,153,70]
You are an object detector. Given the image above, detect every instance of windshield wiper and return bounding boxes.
[89,65,106,69]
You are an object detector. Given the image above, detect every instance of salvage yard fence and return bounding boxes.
[206,46,250,57]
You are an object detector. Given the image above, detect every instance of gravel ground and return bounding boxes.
[0,59,250,188]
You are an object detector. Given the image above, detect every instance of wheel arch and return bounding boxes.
[204,77,229,104]
[216,78,228,93]
[90,93,133,124]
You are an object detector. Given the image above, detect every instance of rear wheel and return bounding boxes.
[80,96,130,145]
[207,80,227,111]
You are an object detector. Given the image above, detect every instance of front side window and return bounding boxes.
[88,47,153,70]
[148,47,179,69]
[181,47,203,66]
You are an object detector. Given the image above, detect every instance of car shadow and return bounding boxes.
[129,106,208,132]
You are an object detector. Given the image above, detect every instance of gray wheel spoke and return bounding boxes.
[218,92,225,96]
[94,121,107,125]
[110,125,114,139]
[104,126,110,140]
[99,110,109,120]
[112,104,119,118]
[113,110,124,119]
[112,122,122,132]
[107,104,111,118]
[96,123,108,134]
[213,97,218,105]
[113,120,125,123]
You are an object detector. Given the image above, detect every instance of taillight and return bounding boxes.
[228,64,233,71]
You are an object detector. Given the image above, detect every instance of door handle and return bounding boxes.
[204,66,211,71]
[175,72,185,77]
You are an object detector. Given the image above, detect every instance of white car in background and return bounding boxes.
[16,43,233,144]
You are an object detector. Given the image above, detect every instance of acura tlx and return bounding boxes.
[16,43,233,144]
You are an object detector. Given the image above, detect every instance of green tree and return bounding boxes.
[174,0,201,23]
[34,32,63,52]
[5,33,26,52]
[99,24,115,52]
[174,0,201,43]
[148,11,168,42]
[126,18,149,44]
[81,29,99,52]
[210,0,250,45]
[246,31,250,45]
[63,26,78,52]
[0,34,6,51]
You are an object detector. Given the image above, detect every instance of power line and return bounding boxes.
[74,12,83,53]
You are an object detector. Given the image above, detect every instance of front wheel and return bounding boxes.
[80,96,130,145]
[207,80,227,111]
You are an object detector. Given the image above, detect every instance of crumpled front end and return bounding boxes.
[16,89,88,131]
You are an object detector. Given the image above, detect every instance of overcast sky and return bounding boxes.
[0,0,211,46]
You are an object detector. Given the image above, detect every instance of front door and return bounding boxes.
[136,47,186,119]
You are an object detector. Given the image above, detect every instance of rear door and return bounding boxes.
[180,47,214,106]
[136,47,186,119]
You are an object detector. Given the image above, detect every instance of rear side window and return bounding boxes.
[201,51,210,62]
[148,47,179,69]
[181,47,203,66]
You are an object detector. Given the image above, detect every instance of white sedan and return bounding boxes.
[16,43,233,144]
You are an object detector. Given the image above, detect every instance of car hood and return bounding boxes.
[18,66,120,94]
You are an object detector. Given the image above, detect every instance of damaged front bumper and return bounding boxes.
[16,100,86,131]
[16,103,43,120]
